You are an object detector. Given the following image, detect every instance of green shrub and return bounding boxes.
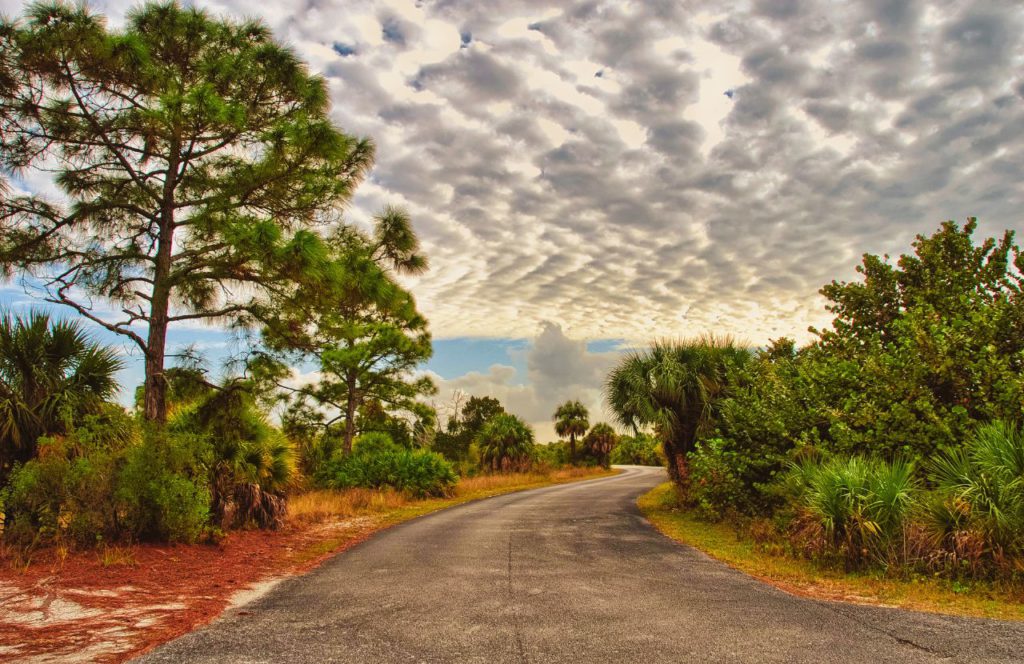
[787,456,917,570]
[533,441,569,468]
[319,443,457,498]
[682,221,1024,517]
[353,431,401,456]
[2,447,118,546]
[1,411,134,546]
[928,421,1024,564]
[115,429,211,543]
[688,438,753,520]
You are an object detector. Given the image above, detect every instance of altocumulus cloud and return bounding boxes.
[216,0,1021,345]
[4,0,1023,424]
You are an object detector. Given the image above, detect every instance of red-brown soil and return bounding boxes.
[0,517,377,663]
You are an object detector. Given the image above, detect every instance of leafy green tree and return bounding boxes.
[583,422,618,468]
[476,413,534,472]
[692,220,1024,518]
[0,310,121,480]
[604,336,751,486]
[553,400,589,463]
[807,219,1023,461]
[461,396,505,436]
[0,2,375,423]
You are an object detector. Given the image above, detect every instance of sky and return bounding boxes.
[2,0,1023,440]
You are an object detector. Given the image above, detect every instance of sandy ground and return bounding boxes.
[0,516,378,663]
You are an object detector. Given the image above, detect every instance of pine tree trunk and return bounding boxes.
[343,372,358,455]
[143,316,168,423]
[142,144,179,425]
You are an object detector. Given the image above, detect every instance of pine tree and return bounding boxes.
[0,2,374,423]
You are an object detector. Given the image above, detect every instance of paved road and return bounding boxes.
[139,466,1024,663]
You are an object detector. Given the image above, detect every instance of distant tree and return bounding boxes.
[476,413,534,472]
[0,2,375,424]
[434,394,504,462]
[609,434,664,466]
[461,396,505,435]
[604,336,750,487]
[553,400,589,463]
[584,423,618,468]
[0,310,121,480]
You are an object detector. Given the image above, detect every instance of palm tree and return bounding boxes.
[584,423,618,468]
[553,400,589,463]
[604,335,750,487]
[476,413,535,472]
[0,311,122,479]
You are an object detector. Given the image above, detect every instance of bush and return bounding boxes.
[681,221,1024,517]
[1,409,134,546]
[687,438,754,520]
[533,441,570,468]
[319,438,457,498]
[2,442,119,546]
[927,420,1024,573]
[116,429,211,543]
[786,456,917,570]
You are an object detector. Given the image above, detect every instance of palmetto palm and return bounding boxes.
[476,413,535,472]
[584,422,618,468]
[0,311,122,478]
[553,400,589,463]
[604,335,750,486]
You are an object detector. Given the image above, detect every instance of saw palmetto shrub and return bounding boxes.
[786,456,918,571]
[925,420,1024,578]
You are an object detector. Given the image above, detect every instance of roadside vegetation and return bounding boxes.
[0,2,621,560]
[610,219,1024,600]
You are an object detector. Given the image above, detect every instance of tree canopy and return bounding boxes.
[0,1,375,422]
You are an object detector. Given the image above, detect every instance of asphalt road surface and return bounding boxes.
[138,465,1024,663]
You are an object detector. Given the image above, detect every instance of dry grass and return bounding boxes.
[288,466,614,524]
[97,545,138,568]
[288,487,411,523]
[638,482,1024,621]
[454,466,607,496]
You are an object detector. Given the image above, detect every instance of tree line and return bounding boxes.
[605,219,1024,580]
[0,2,659,549]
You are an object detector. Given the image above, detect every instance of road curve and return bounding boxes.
[138,466,1024,663]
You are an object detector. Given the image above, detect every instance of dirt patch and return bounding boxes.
[0,516,379,663]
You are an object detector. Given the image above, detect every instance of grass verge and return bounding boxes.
[638,482,1024,621]
[287,466,618,562]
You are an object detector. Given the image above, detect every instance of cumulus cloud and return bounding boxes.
[429,322,622,440]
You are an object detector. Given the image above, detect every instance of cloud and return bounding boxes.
[4,0,1023,353]
[430,322,622,441]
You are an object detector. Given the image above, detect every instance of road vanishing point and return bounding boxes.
[139,465,1024,663]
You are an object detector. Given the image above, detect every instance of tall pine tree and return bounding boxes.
[0,2,374,422]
